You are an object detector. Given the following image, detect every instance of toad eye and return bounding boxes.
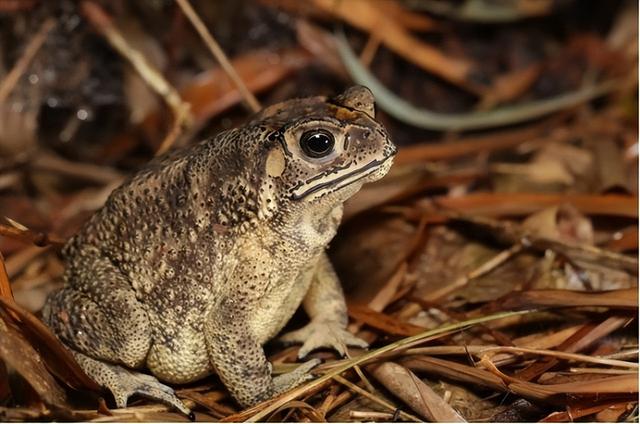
[300,130,335,158]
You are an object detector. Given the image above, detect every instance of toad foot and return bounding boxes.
[279,320,368,359]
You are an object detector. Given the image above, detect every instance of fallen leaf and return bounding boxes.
[178,48,312,126]
[312,0,479,93]
[416,193,637,218]
[368,361,466,422]
[522,203,594,244]
[0,298,101,392]
[347,303,427,337]
[0,315,67,408]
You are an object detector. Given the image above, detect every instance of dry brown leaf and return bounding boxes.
[416,193,637,218]
[522,203,594,244]
[512,316,630,382]
[0,314,67,408]
[0,103,38,157]
[368,361,466,422]
[0,298,101,392]
[401,356,507,392]
[404,355,638,404]
[591,137,630,192]
[178,48,311,126]
[594,402,635,422]
[478,64,542,110]
[366,262,408,314]
[311,0,479,93]
[0,252,13,302]
[345,166,483,220]
[394,117,562,166]
[541,400,636,422]
[343,165,430,219]
[180,390,235,418]
[334,216,415,303]
[492,142,593,189]
[606,226,638,252]
[373,1,437,32]
[498,288,638,310]
[348,303,427,337]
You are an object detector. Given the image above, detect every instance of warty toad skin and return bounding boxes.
[43,86,396,415]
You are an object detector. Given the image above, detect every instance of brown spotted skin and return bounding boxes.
[42,86,396,411]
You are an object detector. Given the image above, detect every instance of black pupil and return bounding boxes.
[301,131,334,158]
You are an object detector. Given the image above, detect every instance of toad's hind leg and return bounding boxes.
[72,350,191,416]
[44,286,150,368]
[42,256,191,415]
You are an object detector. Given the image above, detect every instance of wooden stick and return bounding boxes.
[81,1,192,154]
[175,0,261,113]
[0,18,55,103]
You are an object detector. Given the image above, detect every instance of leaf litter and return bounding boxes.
[0,0,637,422]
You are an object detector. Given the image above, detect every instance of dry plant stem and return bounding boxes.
[498,288,638,310]
[0,252,14,301]
[0,297,102,391]
[175,0,261,113]
[359,32,381,67]
[332,374,420,422]
[246,309,531,422]
[479,356,638,396]
[329,390,356,415]
[0,222,65,248]
[349,410,396,420]
[80,1,192,153]
[541,399,637,422]
[568,316,631,354]
[353,364,376,394]
[393,115,566,165]
[513,316,630,381]
[401,356,638,402]
[155,100,191,155]
[403,346,638,369]
[415,193,638,219]
[446,213,638,273]
[532,237,638,274]
[348,262,407,334]
[88,400,197,422]
[31,151,125,185]
[0,18,55,103]
[604,349,639,360]
[314,0,480,94]
[315,384,339,418]
[568,367,639,374]
[427,242,524,301]
[0,406,60,421]
[368,362,466,422]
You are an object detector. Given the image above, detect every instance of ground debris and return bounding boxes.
[0,0,636,421]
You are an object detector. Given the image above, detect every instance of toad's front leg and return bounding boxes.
[279,253,368,359]
[204,296,320,407]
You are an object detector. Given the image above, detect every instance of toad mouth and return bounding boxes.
[291,155,393,200]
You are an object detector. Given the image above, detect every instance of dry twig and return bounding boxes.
[0,18,55,104]
[244,310,530,422]
[0,220,65,248]
[175,0,261,113]
[332,374,421,422]
[80,1,192,155]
